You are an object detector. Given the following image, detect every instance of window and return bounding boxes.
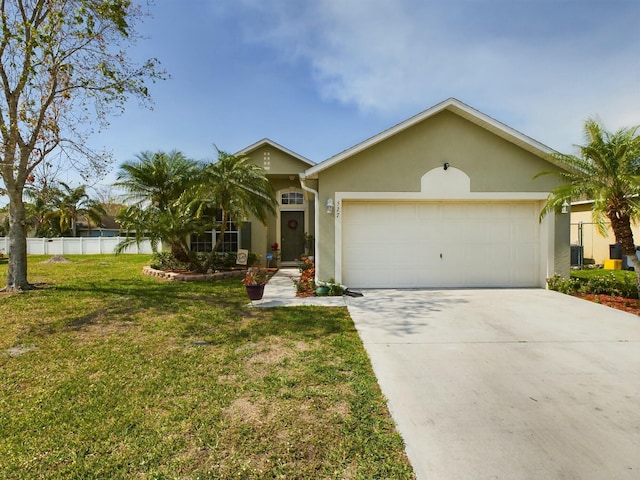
[218,228,238,253]
[190,218,239,253]
[281,192,304,205]
[190,232,213,252]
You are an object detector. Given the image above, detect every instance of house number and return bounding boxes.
[336,201,341,218]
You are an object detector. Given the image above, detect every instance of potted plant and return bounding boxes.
[315,278,344,296]
[242,267,269,300]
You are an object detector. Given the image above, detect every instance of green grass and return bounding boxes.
[0,255,414,479]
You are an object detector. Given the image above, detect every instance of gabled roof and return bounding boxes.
[237,138,315,167]
[303,98,558,177]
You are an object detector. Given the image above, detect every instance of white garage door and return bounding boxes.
[342,201,541,288]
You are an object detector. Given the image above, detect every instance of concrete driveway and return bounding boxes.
[345,289,640,480]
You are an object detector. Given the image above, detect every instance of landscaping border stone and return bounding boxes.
[142,266,246,282]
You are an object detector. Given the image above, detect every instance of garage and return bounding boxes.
[302,99,569,284]
[341,200,543,288]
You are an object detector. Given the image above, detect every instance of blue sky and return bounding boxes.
[85,0,639,191]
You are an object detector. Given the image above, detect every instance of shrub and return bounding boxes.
[578,272,638,299]
[547,274,580,295]
[151,251,259,273]
[549,271,639,299]
[324,278,345,296]
[150,252,188,271]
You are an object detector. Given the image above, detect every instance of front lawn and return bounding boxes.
[0,255,414,479]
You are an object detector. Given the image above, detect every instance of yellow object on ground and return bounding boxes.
[603,259,622,270]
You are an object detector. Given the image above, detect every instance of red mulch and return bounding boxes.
[574,294,640,315]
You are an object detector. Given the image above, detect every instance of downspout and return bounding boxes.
[299,174,320,285]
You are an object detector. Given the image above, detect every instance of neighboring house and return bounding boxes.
[570,201,640,265]
[241,98,570,288]
[77,214,122,237]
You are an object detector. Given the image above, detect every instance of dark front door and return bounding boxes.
[281,211,305,262]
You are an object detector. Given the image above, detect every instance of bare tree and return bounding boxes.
[0,0,165,290]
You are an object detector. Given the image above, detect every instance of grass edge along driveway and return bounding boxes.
[0,255,414,479]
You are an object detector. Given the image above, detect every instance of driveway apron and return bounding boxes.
[345,288,640,480]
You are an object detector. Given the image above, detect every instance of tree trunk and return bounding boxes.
[204,211,228,273]
[170,242,191,264]
[4,193,31,291]
[608,212,640,296]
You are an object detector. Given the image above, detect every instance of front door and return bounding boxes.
[281,211,305,262]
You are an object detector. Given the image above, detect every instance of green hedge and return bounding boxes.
[150,251,258,272]
[547,270,638,298]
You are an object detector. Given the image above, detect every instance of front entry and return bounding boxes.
[280,211,305,262]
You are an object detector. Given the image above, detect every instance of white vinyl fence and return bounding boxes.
[0,237,158,255]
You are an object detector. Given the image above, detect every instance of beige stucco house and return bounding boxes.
[239,98,570,288]
[236,139,316,264]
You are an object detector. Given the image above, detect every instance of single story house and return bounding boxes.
[77,214,122,237]
[237,98,570,288]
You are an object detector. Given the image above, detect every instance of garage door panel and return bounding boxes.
[392,203,417,221]
[342,201,542,288]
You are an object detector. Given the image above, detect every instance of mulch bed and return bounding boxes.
[574,294,640,315]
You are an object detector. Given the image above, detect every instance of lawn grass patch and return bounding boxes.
[570,268,636,283]
[0,255,414,479]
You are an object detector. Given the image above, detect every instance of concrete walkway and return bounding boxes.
[250,268,347,307]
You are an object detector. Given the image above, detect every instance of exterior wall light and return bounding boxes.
[326,198,334,214]
[561,200,569,214]
[444,162,450,170]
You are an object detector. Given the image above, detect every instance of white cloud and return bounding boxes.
[233,0,639,151]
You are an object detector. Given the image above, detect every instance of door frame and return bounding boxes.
[277,188,309,266]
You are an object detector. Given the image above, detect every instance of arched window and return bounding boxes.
[281,191,304,205]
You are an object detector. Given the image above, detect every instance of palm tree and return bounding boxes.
[538,118,640,291]
[47,182,106,236]
[190,148,276,270]
[24,184,57,237]
[113,150,201,261]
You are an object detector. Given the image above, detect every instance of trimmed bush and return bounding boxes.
[548,271,638,299]
[547,275,580,295]
[150,251,259,273]
[150,251,187,271]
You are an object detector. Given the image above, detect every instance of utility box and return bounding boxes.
[609,243,623,260]
[604,259,622,270]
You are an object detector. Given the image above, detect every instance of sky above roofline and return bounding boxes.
[3,0,639,202]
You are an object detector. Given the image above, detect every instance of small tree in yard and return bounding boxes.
[189,149,277,272]
[538,118,640,294]
[0,1,164,291]
[114,149,276,272]
[114,150,202,263]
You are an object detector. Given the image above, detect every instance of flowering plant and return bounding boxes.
[292,255,316,296]
[271,242,279,251]
[242,267,269,286]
